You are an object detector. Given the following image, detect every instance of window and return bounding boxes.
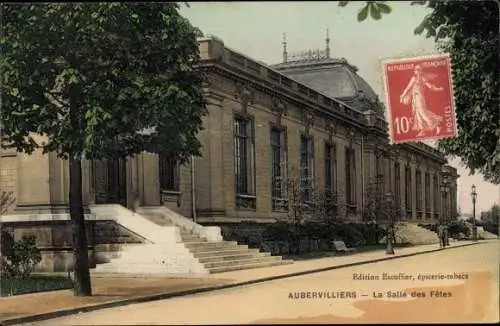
[394,161,401,207]
[345,147,356,205]
[324,142,337,194]
[300,135,314,203]
[405,165,412,216]
[375,153,385,195]
[442,192,449,221]
[416,170,422,213]
[271,127,287,210]
[234,117,256,208]
[159,155,180,192]
[433,174,439,218]
[375,153,383,179]
[425,173,431,212]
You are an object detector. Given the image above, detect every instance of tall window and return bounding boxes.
[324,142,337,194]
[271,127,287,210]
[375,153,383,179]
[425,173,431,216]
[159,155,180,191]
[345,147,356,205]
[300,135,314,203]
[433,174,439,218]
[234,117,255,207]
[394,161,401,207]
[405,165,412,216]
[416,170,422,214]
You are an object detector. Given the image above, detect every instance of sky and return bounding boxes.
[180,1,500,215]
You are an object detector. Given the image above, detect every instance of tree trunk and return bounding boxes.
[69,157,92,296]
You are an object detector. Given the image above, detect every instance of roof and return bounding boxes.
[272,59,383,113]
[271,57,357,70]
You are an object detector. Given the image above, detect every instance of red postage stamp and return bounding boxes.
[382,55,457,144]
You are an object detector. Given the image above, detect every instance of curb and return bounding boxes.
[1,241,484,325]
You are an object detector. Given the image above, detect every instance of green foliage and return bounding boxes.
[339,1,393,22]
[1,3,207,163]
[1,275,73,297]
[339,1,500,184]
[262,220,383,253]
[363,175,400,222]
[1,232,42,278]
[336,222,366,247]
[263,221,291,243]
[446,220,471,239]
[416,1,499,184]
[481,204,500,235]
[481,204,500,224]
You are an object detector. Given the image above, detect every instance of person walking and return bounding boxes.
[444,223,450,246]
[437,223,445,248]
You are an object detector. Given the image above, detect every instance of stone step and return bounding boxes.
[197,252,270,263]
[192,248,260,258]
[182,238,200,243]
[183,241,240,250]
[180,235,201,241]
[208,259,293,274]
[203,255,282,269]
[186,244,249,254]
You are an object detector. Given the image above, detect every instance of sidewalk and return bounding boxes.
[0,240,486,325]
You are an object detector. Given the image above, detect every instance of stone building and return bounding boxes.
[1,35,459,226]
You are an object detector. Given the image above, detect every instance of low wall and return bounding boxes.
[2,220,144,272]
[201,221,333,256]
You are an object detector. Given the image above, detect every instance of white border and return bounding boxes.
[380,54,458,145]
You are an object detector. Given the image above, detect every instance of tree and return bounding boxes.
[1,191,16,282]
[0,192,15,215]
[314,188,343,222]
[481,204,500,235]
[339,1,499,184]
[363,175,387,223]
[1,3,207,296]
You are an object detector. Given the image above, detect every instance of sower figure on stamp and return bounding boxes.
[399,65,444,137]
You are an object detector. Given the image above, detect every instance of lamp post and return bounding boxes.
[471,185,478,242]
[440,175,449,224]
[385,191,395,255]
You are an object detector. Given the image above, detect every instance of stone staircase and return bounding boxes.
[90,205,291,275]
[137,208,291,273]
[392,222,440,245]
[464,222,499,240]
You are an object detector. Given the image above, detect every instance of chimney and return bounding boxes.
[325,28,330,58]
[282,33,288,63]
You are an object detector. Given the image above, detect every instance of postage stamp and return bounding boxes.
[382,55,458,144]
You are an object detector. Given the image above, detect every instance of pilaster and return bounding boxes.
[141,153,161,206]
[410,157,417,220]
[195,93,227,217]
[398,158,406,219]
[254,112,272,216]
[15,134,65,213]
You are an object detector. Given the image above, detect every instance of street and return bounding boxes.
[25,241,499,324]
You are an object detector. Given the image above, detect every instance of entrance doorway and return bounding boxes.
[93,158,127,206]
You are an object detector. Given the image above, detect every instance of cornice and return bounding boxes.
[198,62,369,133]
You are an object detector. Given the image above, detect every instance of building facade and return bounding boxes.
[0,36,459,225]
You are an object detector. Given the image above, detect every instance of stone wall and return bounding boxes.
[2,220,144,272]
